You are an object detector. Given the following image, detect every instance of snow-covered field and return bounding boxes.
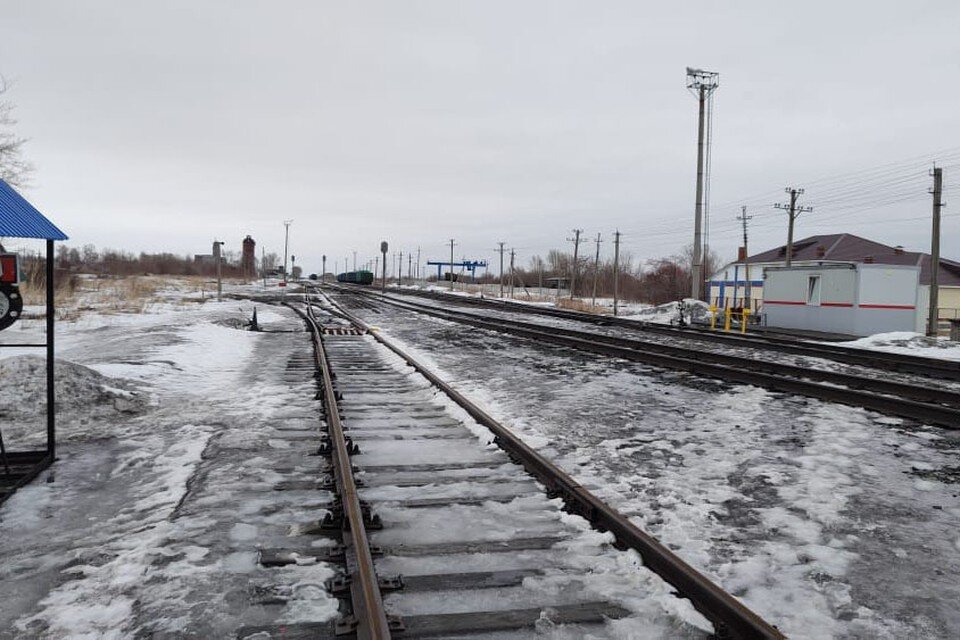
[334,292,960,639]
[0,281,344,638]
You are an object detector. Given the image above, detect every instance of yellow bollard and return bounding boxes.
[709,305,718,330]
[741,308,751,334]
[724,306,732,332]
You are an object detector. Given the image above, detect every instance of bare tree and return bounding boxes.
[0,77,32,186]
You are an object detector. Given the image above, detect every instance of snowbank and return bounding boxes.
[835,331,960,361]
[0,355,149,445]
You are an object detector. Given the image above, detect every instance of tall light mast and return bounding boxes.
[686,67,719,301]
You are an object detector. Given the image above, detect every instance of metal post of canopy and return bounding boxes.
[46,239,55,459]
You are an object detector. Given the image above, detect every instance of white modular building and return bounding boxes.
[763,263,922,336]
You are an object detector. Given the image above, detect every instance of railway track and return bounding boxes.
[330,286,960,429]
[372,286,960,382]
[255,296,784,639]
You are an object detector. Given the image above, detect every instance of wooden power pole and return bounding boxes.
[567,229,584,299]
[497,242,506,298]
[928,166,944,336]
[612,230,621,316]
[737,206,752,309]
[591,232,602,305]
[774,188,812,267]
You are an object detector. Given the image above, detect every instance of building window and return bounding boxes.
[807,275,821,306]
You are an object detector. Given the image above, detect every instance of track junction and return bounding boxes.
[250,293,785,638]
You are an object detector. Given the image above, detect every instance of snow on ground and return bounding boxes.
[834,331,960,361]
[0,282,341,638]
[615,298,710,325]
[336,294,960,640]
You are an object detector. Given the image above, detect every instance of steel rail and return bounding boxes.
[286,302,392,640]
[373,286,960,381]
[339,289,960,429]
[311,291,785,640]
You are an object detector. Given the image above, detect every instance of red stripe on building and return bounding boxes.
[820,302,854,308]
[859,303,916,310]
[764,300,806,305]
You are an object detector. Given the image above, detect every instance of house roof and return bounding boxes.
[742,233,960,286]
[0,179,68,241]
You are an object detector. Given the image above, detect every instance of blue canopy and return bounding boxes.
[0,179,68,240]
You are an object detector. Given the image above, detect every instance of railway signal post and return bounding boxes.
[380,241,388,294]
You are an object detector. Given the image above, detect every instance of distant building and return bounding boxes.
[709,233,960,334]
[195,240,226,269]
[242,235,256,279]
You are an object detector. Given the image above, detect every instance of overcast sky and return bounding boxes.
[2,1,959,274]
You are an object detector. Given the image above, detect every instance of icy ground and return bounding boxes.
[834,331,960,361]
[0,288,345,638]
[335,293,960,640]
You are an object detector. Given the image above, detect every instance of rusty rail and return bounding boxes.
[287,301,392,640]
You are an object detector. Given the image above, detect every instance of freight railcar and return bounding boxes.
[336,270,375,285]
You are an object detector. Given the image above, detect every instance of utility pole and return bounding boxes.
[408,253,412,283]
[322,254,327,283]
[567,229,584,299]
[213,240,224,301]
[737,207,753,309]
[261,247,266,288]
[398,250,403,284]
[612,230,621,316]
[449,239,456,291]
[352,250,357,272]
[282,220,293,284]
[380,241,388,293]
[537,256,543,297]
[686,67,719,301]
[774,188,812,267]
[416,246,421,282]
[509,248,516,298]
[591,232,602,305]
[928,166,945,336]
[497,242,506,298]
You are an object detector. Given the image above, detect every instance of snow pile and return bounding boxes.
[0,355,149,444]
[836,331,960,361]
[623,298,710,325]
